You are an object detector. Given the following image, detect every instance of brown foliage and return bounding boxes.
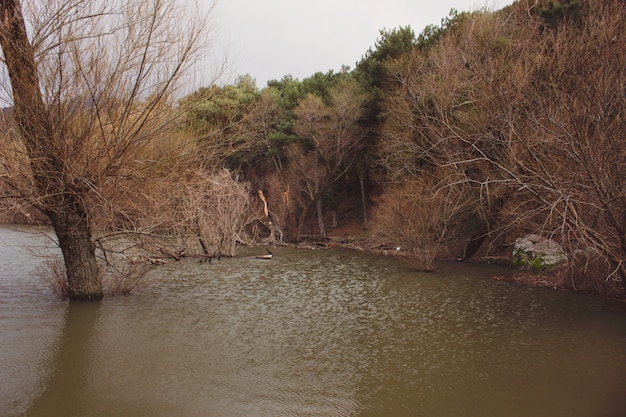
[378,2,626,296]
[369,175,470,271]
[0,0,215,298]
[178,169,259,257]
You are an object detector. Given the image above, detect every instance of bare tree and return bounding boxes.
[180,168,260,257]
[0,0,213,298]
[378,2,625,296]
[290,78,366,241]
[369,172,471,271]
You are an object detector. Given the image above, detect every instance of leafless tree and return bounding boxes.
[378,2,625,296]
[0,0,214,298]
[369,172,472,271]
[290,78,367,241]
[180,168,260,257]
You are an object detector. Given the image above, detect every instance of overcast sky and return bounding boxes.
[210,0,510,87]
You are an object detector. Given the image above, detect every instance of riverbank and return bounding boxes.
[304,220,581,297]
[3,218,621,301]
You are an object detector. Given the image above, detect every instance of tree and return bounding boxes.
[369,175,470,271]
[356,26,417,88]
[290,78,366,241]
[179,74,261,177]
[179,168,259,257]
[377,1,626,296]
[415,9,466,50]
[534,0,584,29]
[0,0,211,299]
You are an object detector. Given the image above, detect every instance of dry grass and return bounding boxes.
[36,257,69,297]
[37,255,153,297]
[102,264,153,296]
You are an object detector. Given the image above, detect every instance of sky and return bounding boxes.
[210,0,511,88]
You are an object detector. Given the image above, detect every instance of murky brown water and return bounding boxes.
[2,225,626,417]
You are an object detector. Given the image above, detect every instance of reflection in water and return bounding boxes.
[25,302,101,417]
[1,226,626,417]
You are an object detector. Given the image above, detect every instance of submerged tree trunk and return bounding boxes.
[0,0,102,299]
[50,210,102,299]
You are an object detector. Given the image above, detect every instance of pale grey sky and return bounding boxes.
[211,0,510,87]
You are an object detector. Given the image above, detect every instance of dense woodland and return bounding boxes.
[0,0,624,299]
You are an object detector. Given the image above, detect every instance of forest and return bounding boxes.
[0,0,624,300]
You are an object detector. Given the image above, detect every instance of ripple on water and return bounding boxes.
[2,233,626,417]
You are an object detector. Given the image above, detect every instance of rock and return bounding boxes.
[512,234,567,271]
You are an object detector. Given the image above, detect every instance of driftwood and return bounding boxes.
[199,253,226,263]
[95,231,206,267]
[252,248,273,259]
[159,246,186,261]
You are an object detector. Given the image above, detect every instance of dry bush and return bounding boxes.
[36,257,69,297]
[378,2,625,296]
[369,178,468,271]
[0,117,41,223]
[37,254,153,297]
[86,125,261,258]
[178,169,260,256]
[86,134,261,259]
[566,248,624,299]
[102,264,152,296]
[101,166,260,258]
[79,124,209,234]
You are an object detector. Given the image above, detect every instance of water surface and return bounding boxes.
[1,226,626,416]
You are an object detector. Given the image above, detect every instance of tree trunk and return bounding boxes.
[0,0,103,299]
[50,209,102,299]
[359,173,368,230]
[295,200,313,243]
[317,198,326,238]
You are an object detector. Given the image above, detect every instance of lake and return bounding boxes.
[1,225,626,417]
